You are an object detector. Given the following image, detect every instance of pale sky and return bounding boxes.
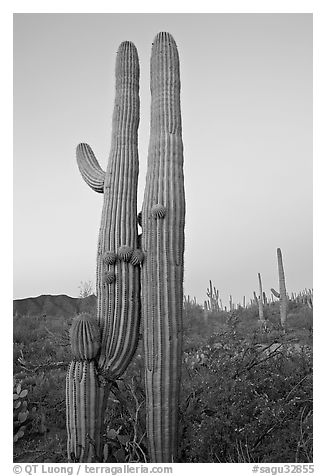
[13,13,312,305]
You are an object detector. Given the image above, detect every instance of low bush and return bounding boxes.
[179,318,312,462]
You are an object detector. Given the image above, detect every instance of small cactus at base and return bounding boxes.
[66,361,110,462]
[70,313,101,361]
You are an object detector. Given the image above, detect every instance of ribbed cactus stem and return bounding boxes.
[66,361,110,462]
[95,41,140,376]
[277,248,287,326]
[141,32,185,463]
[257,273,264,322]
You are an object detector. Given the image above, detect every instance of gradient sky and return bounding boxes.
[13,13,312,305]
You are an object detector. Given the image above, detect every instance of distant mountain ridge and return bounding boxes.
[13,294,97,318]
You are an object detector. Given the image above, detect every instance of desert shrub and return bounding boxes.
[13,300,313,463]
[13,314,71,374]
[179,320,312,463]
[13,315,45,345]
[287,308,313,331]
[102,351,148,463]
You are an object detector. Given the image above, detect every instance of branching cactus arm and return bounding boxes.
[271,288,280,299]
[76,143,105,193]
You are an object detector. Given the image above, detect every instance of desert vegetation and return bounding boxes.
[13,290,312,463]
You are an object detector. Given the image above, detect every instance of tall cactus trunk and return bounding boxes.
[277,248,287,326]
[67,41,141,462]
[141,32,185,463]
[95,41,141,376]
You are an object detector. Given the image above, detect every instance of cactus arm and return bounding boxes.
[76,143,105,193]
[271,288,280,299]
[141,32,185,463]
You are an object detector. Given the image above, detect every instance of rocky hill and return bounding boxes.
[13,294,97,318]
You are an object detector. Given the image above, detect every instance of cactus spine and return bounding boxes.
[141,32,185,463]
[67,41,141,462]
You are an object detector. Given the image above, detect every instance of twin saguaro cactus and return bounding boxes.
[67,33,185,463]
[141,32,185,463]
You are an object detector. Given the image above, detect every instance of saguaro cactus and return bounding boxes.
[277,248,287,326]
[257,272,265,324]
[271,248,287,326]
[141,32,185,463]
[206,280,220,311]
[66,41,141,462]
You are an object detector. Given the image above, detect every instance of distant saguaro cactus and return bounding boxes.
[257,273,265,324]
[277,248,287,326]
[271,248,287,326]
[67,41,141,462]
[141,32,185,463]
[207,280,219,311]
